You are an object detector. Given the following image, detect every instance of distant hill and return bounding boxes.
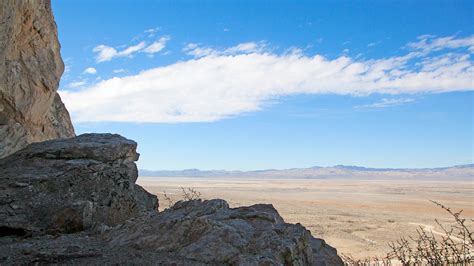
[139,164,474,180]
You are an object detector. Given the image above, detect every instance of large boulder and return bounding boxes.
[0,133,158,235]
[0,0,75,158]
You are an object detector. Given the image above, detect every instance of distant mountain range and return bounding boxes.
[139,164,474,180]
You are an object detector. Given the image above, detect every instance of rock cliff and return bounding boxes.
[0,0,75,158]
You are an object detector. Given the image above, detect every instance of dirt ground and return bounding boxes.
[138,177,473,259]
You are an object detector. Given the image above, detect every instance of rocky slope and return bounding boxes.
[1,196,342,265]
[0,0,75,158]
[0,134,342,265]
[0,0,343,265]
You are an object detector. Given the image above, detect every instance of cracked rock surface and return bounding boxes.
[1,199,342,265]
[0,133,158,235]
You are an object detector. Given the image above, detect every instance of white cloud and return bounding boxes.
[120,41,146,56]
[183,42,266,58]
[113,69,126,73]
[407,35,474,53]
[93,45,118,62]
[355,98,415,108]
[67,80,87,88]
[144,27,160,37]
[367,41,381,47]
[83,67,97,74]
[64,64,71,74]
[143,36,170,54]
[93,36,170,62]
[62,35,474,123]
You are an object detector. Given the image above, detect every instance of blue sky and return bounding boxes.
[52,0,473,170]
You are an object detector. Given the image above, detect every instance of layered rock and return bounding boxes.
[0,0,75,158]
[106,199,343,265]
[0,134,158,235]
[0,199,343,265]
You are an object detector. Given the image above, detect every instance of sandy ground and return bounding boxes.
[138,177,474,258]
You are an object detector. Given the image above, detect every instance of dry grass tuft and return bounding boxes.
[162,187,202,207]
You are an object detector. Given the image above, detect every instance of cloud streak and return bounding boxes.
[93,36,170,62]
[355,98,415,108]
[62,35,474,123]
[183,42,266,58]
[83,67,97,74]
[143,36,170,54]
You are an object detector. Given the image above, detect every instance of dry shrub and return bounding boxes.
[342,201,473,265]
[341,253,392,265]
[162,187,202,207]
[387,201,473,265]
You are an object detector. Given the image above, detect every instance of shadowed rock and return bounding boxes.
[0,133,158,235]
[0,199,343,265]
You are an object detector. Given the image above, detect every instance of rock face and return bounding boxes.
[0,0,75,158]
[0,199,343,265]
[0,134,158,235]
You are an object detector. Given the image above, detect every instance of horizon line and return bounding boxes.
[139,163,474,172]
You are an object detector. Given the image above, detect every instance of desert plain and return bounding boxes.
[138,177,473,258]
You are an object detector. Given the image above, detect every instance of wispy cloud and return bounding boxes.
[183,42,266,58]
[93,41,145,62]
[144,27,160,37]
[67,80,87,88]
[113,69,126,73]
[62,35,474,123]
[355,98,415,108]
[367,41,382,47]
[93,36,170,62]
[407,34,474,53]
[83,67,97,74]
[143,36,170,54]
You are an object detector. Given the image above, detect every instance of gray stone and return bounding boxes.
[0,133,158,235]
[0,199,343,265]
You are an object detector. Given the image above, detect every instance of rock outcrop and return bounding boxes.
[0,198,342,265]
[0,134,158,235]
[0,0,343,265]
[0,0,75,158]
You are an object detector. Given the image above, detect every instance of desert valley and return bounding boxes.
[1,0,472,264]
[139,165,474,258]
